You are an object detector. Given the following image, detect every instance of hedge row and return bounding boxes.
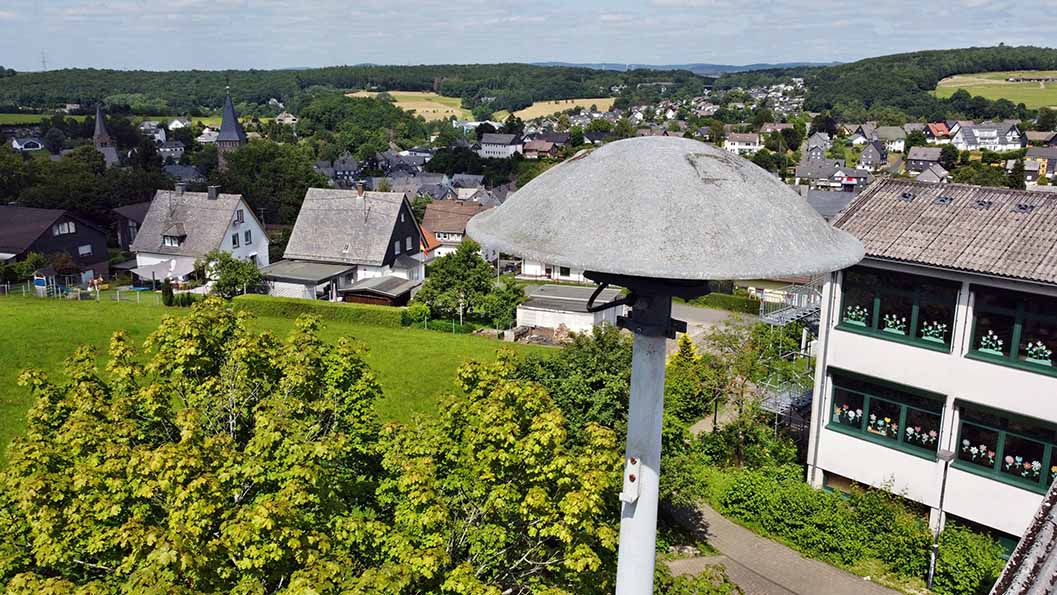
[232,295,404,327]
[689,293,761,315]
[703,466,1005,594]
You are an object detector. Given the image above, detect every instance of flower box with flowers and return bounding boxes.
[1003,455,1042,480]
[1024,340,1052,367]
[882,314,908,336]
[977,330,1005,357]
[961,439,996,466]
[843,305,869,327]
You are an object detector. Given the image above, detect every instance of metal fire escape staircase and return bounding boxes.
[759,275,824,327]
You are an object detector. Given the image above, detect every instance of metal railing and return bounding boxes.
[759,275,824,326]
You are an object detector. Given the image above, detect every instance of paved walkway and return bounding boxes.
[667,504,900,595]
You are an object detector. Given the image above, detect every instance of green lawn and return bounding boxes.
[0,296,549,456]
[934,70,1057,109]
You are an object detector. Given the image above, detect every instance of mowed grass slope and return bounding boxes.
[934,70,1057,109]
[493,97,616,121]
[0,297,549,456]
[347,91,472,121]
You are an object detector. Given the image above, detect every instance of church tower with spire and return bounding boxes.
[93,104,119,168]
[216,90,247,172]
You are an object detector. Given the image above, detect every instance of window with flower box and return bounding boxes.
[969,285,1057,375]
[828,372,944,458]
[838,266,959,352]
[955,405,1057,493]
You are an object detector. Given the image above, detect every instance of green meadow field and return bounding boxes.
[0,296,549,459]
[934,70,1057,109]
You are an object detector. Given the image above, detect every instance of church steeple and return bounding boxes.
[216,89,247,171]
[93,104,112,149]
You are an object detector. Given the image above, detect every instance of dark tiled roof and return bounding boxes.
[112,201,152,224]
[834,178,1057,284]
[480,133,521,145]
[283,188,409,266]
[131,190,246,257]
[217,95,247,143]
[339,274,420,298]
[0,205,68,253]
[907,146,942,161]
[803,190,856,220]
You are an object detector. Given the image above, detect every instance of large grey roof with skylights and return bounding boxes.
[466,136,863,280]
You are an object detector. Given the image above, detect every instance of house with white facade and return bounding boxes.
[130,185,269,284]
[421,200,492,259]
[520,260,588,283]
[263,185,424,304]
[807,178,1057,543]
[952,121,1025,152]
[10,137,43,151]
[723,132,762,155]
[478,133,524,159]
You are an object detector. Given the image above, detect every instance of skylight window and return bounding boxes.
[934,196,953,206]
[974,199,993,210]
[1014,203,1036,214]
[899,192,915,202]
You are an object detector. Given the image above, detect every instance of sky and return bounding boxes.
[1,0,1055,71]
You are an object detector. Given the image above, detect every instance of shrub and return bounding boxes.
[232,294,404,327]
[932,522,1005,595]
[161,279,174,307]
[689,293,760,315]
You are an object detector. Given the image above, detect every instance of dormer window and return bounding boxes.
[162,235,184,247]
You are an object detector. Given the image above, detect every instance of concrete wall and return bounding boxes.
[521,260,588,283]
[808,259,1057,537]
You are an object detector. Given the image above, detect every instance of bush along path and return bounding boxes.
[668,503,900,595]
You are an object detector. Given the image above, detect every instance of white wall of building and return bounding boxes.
[807,260,1057,537]
[516,306,618,333]
[521,260,588,283]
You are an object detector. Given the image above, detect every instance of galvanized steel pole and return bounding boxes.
[615,295,671,595]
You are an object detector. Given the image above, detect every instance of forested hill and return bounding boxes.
[718,45,1057,120]
[0,63,707,118]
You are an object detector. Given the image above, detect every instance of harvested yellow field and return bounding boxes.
[495,97,616,121]
[346,90,472,121]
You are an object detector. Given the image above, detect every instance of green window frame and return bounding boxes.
[837,265,959,353]
[968,284,1057,377]
[827,371,944,460]
[954,405,1057,494]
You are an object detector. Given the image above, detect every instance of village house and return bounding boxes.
[794,160,872,192]
[1026,146,1057,179]
[10,137,43,151]
[523,139,558,159]
[807,179,1057,543]
[112,201,151,251]
[138,121,166,144]
[951,121,1026,152]
[477,133,524,159]
[0,205,110,286]
[275,112,298,126]
[723,132,762,155]
[858,141,888,171]
[876,126,907,153]
[1007,159,1041,186]
[158,141,185,162]
[849,124,878,146]
[262,185,424,305]
[516,284,625,334]
[129,185,269,284]
[167,117,191,131]
[906,146,944,174]
[915,163,950,184]
[421,200,492,258]
[925,122,952,144]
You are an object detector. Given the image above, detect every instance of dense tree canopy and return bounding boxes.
[212,141,328,224]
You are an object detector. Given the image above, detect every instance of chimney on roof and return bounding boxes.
[355,181,365,197]
[207,185,220,200]
[175,182,186,195]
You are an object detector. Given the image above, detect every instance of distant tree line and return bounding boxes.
[0,64,708,119]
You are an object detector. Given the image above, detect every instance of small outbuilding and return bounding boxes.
[516,284,625,333]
